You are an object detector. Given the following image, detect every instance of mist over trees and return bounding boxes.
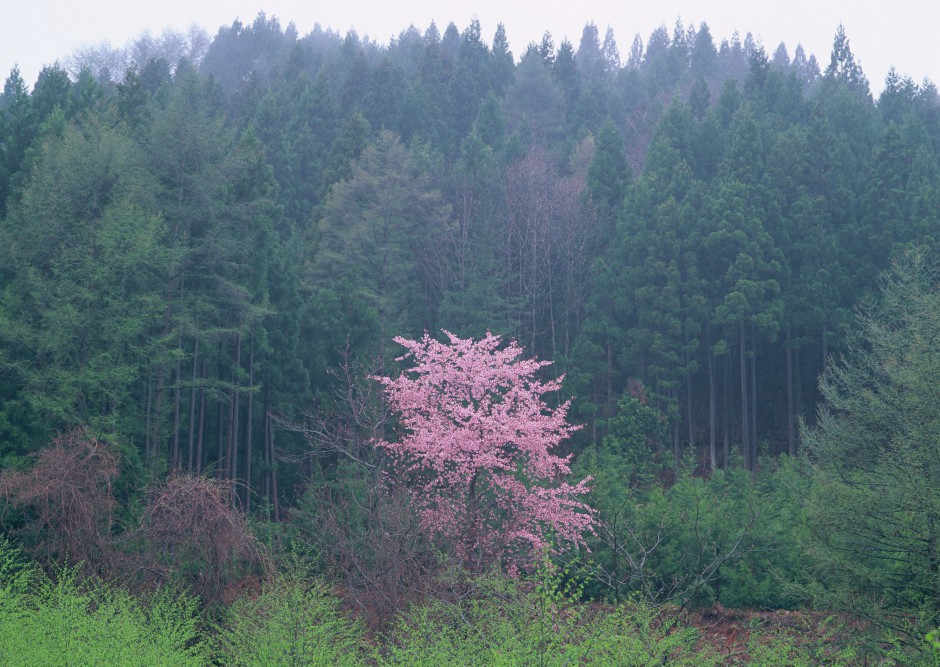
[3,11,940,662]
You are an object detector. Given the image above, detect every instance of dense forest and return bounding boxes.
[3,12,940,664]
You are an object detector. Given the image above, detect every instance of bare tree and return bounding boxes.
[287,349,439,629]
[0,428,118,573]
[134,473,267,604]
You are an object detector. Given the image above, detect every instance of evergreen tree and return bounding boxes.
[805,250,940,644]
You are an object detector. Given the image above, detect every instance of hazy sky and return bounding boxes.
[4,1,938,94]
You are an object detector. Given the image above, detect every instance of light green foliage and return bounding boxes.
[218,574,364,666]
[742,632,855,667]
[379,564,715,666]
[0,534,33,662]
[314,129,453,347]
[0,538,206,666]
[0,115,168,446]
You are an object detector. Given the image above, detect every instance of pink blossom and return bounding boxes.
[375,330,594,573]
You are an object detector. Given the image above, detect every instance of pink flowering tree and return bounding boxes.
[375,330,593,573]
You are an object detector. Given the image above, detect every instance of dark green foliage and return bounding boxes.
[586,119,630,225]
[581,414,810,610]
[4,20,940,661]
[804,251,940,648]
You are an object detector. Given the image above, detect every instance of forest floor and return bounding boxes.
[686,605,860,664]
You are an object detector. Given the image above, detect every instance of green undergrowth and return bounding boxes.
[2,536,937,666]
[0,536,207,665]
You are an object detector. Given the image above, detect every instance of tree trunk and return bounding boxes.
[787,325,795,456]
[606,337,614,413]
[152,370,164,476]
[269,408,280,523]
[228,332,242,504]
[821,323,829,410]
[196,355,207,475]
[245,329,254,512]
[707,329,716,472]
[144,370,153,467]
[263,393,270,518]
[750,323,758,467]
[673,413,681,469]
[216,340,226,478]
[739,321,750,470]
[723,350,730,469]
[187,337,199,471]
[172,345,182,471]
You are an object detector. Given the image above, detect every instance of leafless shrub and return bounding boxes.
[133,473,268,604]
[299,480,439,630]
[287,349,440,630]
[0,427,118,573]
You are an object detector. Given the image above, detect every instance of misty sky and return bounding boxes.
[4,1,938,94]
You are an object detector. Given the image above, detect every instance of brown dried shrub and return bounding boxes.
[290,351,440,630]
[134,473,268,604]
[300,480,439,631]
[0,427,118,573]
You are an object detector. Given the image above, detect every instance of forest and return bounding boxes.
[2,11,940,664]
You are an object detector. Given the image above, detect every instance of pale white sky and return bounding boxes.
[3,1,938,95]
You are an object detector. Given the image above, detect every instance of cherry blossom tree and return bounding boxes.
[375,331,593,572]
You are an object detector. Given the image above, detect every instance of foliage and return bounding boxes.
[293,463,439,630]
[601,382,669,485]
[581,416,810,609]
[803,249,940,647]
[218,573,365,666]
[379,564,715,666]
[375,331,593,572]
[0,432,264,607]
[3,15,940,654]
[0,538,207,666]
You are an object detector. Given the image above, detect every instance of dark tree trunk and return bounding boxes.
[152,371,164,475]
[187,337,199,471]
[196,356,207,475]
[820,322,830,413]
[268,407,280,523]
[228,332,242,504]
[750,323,758,467]
[673,413,680,469]
[245,330,254,512]
[172,341,182,470]
[263,394,270,517]
[787,325,796,456]
[144,370,153,466]
[723,350,730,469]
[739,321,750,470]
[606,337,613,412]
[707,329,716,472]
[216,340,226,478]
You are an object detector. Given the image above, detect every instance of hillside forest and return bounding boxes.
[3,13,940,664]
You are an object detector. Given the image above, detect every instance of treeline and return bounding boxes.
[1,12,939,529]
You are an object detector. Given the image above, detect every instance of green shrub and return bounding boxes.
[379,566,716,666]
[218,574,365,666]
[0,538,207,665]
